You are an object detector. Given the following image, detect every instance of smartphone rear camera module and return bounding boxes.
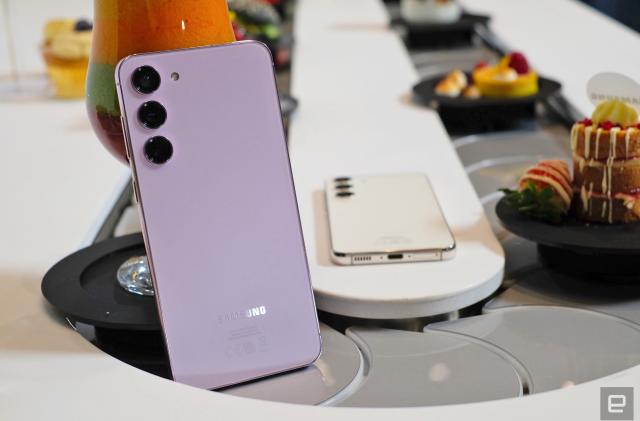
[336,191,354,197]
[132,66,161,94]
[144,136,173,164]
[138,101,167,129]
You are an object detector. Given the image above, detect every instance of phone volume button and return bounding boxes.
[120,116,131,161]
[132,179,140,203]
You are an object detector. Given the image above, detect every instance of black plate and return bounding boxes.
[413,74,561,133]
[496,197,640,255]
[42,233,161,330]
[397,13,490,48]
[413,74,561,108]
[398,13,490,33]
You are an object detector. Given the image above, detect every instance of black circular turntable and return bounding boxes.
[496,198,640,281]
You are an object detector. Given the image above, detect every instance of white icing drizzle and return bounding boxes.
[588,182,594,215]
[581,185,589,212]
[602,200,607,219]
[609,197,614,223]
[570,125,578,151]
[584,126,592,158]
[578,156,585,173]
[625,127,633,158]
[606,128,619,224]
[601,159,608,196]
[573,154,640,168]
[595,128,602,160]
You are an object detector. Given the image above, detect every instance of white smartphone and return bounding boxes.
[325,173,456,265]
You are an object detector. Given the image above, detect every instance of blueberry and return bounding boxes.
[74,19,93,31]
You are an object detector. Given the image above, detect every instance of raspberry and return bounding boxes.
[508,52,530,75]
[599,121,615,130]
[579,118,592,126]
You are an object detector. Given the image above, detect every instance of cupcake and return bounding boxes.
[42,19,93,99]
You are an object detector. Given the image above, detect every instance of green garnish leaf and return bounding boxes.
[500,181,566,224]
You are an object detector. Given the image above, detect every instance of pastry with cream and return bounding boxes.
[400,0,462,24]
[462,84,481,99]
[472,52,538,98]
[42,19,92,99]
[571,99,640,223]
[435,69,467,97]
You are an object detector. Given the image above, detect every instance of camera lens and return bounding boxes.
[144,136,173,164]
[132,66,161,94]
[138,101,167,129]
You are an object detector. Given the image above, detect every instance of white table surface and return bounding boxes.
[2,0,640,419]
[288,0,504,319]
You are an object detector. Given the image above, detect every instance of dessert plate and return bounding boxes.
[42,233,161,330]
[413,74,561,108]
[413,74,561,132]
[396,13,491,48]
[495,197,640,280]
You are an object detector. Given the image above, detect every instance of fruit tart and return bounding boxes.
[472,52,538,98]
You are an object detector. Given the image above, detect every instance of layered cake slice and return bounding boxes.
[571,99,640,223]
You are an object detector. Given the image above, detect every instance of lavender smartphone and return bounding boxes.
[115,41,321,390]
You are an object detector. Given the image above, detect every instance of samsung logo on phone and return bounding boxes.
[218,306,267,323]
[246,306,267,318]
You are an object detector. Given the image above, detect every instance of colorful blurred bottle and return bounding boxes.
[86,0,235,162]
